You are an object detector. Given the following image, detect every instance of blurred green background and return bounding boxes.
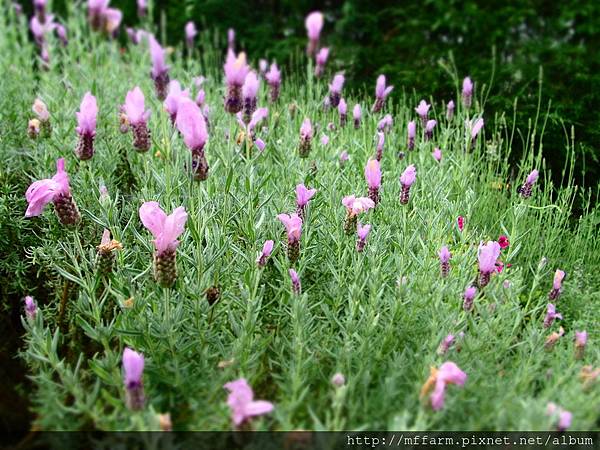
[37,0,599,189]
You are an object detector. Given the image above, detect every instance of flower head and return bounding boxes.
[342,195,375,217]
[439,246,451,263]
[338,98,347,115]
[375,74,393,100]
[432,148,442,162]
[176,99,208,151]
[353,104,361,121]
[139,201,188,254]
[25,158,71,217]
[407,121,416,139]
[76,92,98,135]
[300,118,312,139]
[185,21,197,43]
[400,165,417,187]
[32,98,49,121]
[265,63,281,85]
[546,403,572,432]
[575,330,588,348]
[527,169,539,184]
[364,159,381,189]
[256,240,274,266]
[462,77,473,96]
[425,119,437,133]
[224,378,274,427]
[246,107,268,133]
[103,8,122,34]
[296,184,317,208]
[242,71,260,100]
[478,241,501,273]
[224,49,249,86]
[378,114,393,132]
[415,100,430,118]
[447,100,455,118]
[24,296,37,319]
[277,213,302,241]
[164,80,190,119]
[149,35,168,78]
[329,74,345,94]
[468,118,484,138]
[357,223,371,241]
[457,216,464,232]
[305,11,324,40]
[498,235,509,249]
[316,47,329,66]
[122,347,144,389]
[551,269,565,291]
[427,362,467,411]
[544,303,562,328]
[331,373,345,387]
[124,86,151,125]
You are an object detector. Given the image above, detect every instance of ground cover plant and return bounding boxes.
[2,0,600,432]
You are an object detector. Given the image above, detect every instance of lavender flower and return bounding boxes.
[437,334,455,355]
[446,100,455,121]
[24,296,37,320]
[299,118,313,158]
[548,269,565,300]
[415,100,430,126]
[56,24,68,46]
[421,362,467,411]
[425,119,437,141]
[546,403,572,432]
[256,240,274,267]
[365,159,382,205]
[277,213,302,262]
[353,104,361,129]
[223,50,249,113]
[75,92,98,160]
[139,201,188,287]
[462,77,473,109]
[123,347,145,410]
[407,121,416,150]
[575,331,587,360]
[296,184,317,219]
[543,304,563,328]
[176,99,209,180]
[124,86,152,152]
[149,35,170,100]
[339,151,349,167]
[185,22,197,48]
[376,132,385,161]
[337,98,347,127]
[378,114,393,133]
[356,223,371,252]
[236,107,268,154]
[477,241,501,287]
[96,228,123,275]
[265,63,281,102]
[439,246,451,277]
[289,269,301,295]
[331,373,345,387]
[328,74,344,108]
[242,71,260,123]
[163,80,190,124]
[463,286,477,311]
[520,169,539,198]
[315,47,329,77]
[32,98,51,137]
[342,195,375,234]
[467,118,484,148]
[399,165,416,205]
[372,74,393,113]
[227,28,235,50]
[432,148,442,162]
[305,11,324,56]
[137,0,147,17]
[25,159,80,225]
[224,378,274,428]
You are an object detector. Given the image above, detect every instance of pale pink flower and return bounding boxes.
[342,195,375,217]
[25,158,71,217]
[256,240,274,267]
[163,80,190,122]
[430,362,467,411]
[400,165,416,187]
[124,86,151,125]
[139,201,188,254]
[76,92,98,135]
[296,184,317,208]
[277,213,302,242]
[176,99,208,151]
[224,378,274,427]
[432,148,442,162]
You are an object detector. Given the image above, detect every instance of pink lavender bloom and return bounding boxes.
[223,50,250,113]
[277,213,303,262]
[407,121,416,151]
[543,303,562,328]
[477,241,501,287]
[549,269,565,300]
[137,0,147,17]
[575,330,587,360]
[296,184,317,218]
[164,80,190,123]
[315,47,329,77]
[30,15,56,45]
[520,169,539,198]
[331,373,345,387]
[429,362,467,411]
[356,223,371,252]
[256,240,274,267]
[446,100,455,121]
[425,119,437,140]
[437,334,455,355]
[339,151,349,166]
[305,11,324,56]
[463,286,476,311]
[149,35,170,100]
[74,92,98,160]
[462,77,473,109]
[299,118,313,157]
[467,118,484,147]
[103,8,122,37]
[265,63,281,102]
[338,98,347,127]
[439,246,451,277]
[457,216,465,232]
[353,104,361,129]
[236,107,268,153]
[139,201,188,287]
[185,22,197,48]
[328,74,345,108]
[415,100,430,125]
[432,148,442,162]
[242,71,260,123]
[124,86,152,152]
[176,99,210,180]
[378,114,393,133]
[399,165,416,205]
[259,59,268,76]
[376,132,385,161]
[87,0,109,30]
[24,296,37,320]
[25,158,79,225]
[99,185,109,201]
[320,135,329,146]
[546,403,572,432]
[365,159,382,205]
[123,347,145,410]
[56,24,68,46]
[498,235,509,249]
[372,74,393,113]
[342,195,375,233]
[224,378,274,428]
[289,269,301,295]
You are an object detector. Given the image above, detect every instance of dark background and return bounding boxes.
[3,0,599,434]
